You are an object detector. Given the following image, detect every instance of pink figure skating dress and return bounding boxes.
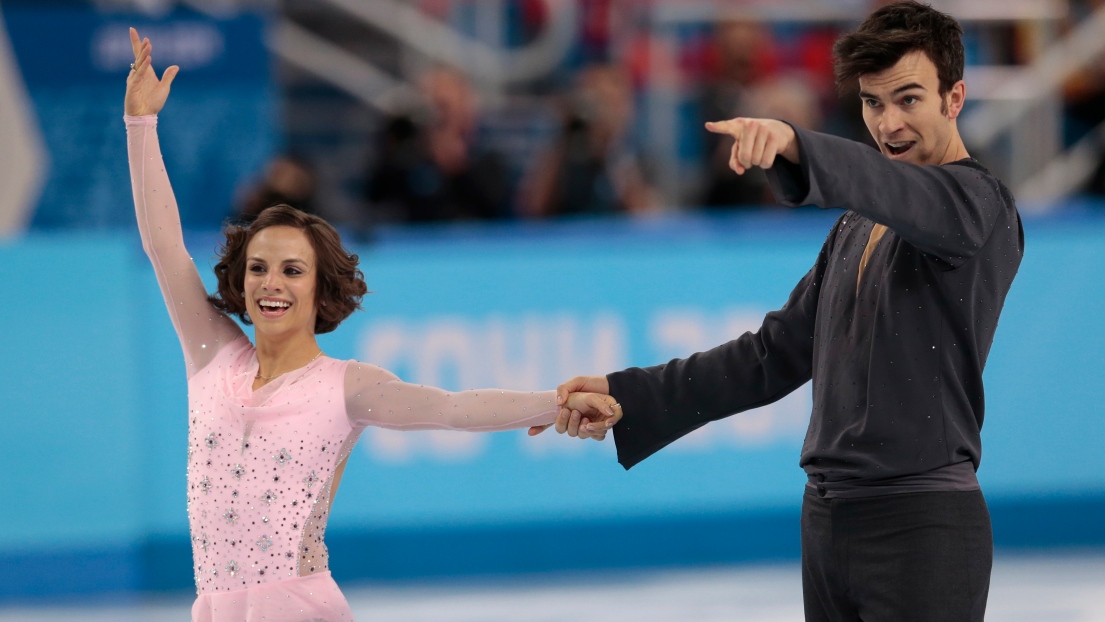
[127,115,558,621]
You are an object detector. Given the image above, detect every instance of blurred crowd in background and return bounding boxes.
[230,0,1105,230]
[6,0,1105,232]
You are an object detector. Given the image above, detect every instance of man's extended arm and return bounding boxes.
[603,223,837,469]
[765,126,1004,267]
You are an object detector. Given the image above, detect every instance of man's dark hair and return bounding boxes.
[833,1,964,97]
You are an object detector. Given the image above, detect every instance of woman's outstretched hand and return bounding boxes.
[124,27,179,116]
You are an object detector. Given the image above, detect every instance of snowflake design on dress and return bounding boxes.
[302,470,319,489]
[257,535,273,552]
[285,551,294,559]
[205,433,219,449]
[225,560,239,577]
[199,476,212,494]
[196,532,209,552]
[229,464,245,479]
[273,448,292,465]
[260,489,277,505]
[223,508,239,525]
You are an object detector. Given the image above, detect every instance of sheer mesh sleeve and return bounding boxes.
[126,115,244,377]
[344,361,557,430]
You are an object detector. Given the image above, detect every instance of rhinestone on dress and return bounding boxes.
[223,509,239,525]
[225,560,239,577]
[302,470,319,489]
[273,448,292,465]
[257,535,273,552]
[199,476,212,494]
[205,433,219,449]
[229,464,245,479]
[260,489,277,505]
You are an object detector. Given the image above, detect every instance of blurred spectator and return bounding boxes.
[1069,59,1105,196]
[1062,47,1105,145]
[1061,0,1105,196]
[236,155,317,223]
[519,64,658,217]
[696,20,777,208]
[363,67,509,223]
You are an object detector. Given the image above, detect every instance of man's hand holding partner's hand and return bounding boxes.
[527,375,621,441]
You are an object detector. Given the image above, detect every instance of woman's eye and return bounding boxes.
[249,265,264,273]
[285,268,301,276]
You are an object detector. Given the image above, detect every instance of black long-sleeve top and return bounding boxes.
[609,127,1024,495]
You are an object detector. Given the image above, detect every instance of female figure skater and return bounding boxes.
[124,29,618,621]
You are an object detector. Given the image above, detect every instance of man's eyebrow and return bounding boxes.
[891,82,926,95]
[858,83,927,100]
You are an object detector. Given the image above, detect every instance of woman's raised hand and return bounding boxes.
[124,27,179,117]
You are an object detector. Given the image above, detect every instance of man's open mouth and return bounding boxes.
[885,141,915,157]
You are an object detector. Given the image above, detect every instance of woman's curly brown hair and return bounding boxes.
[207,204,368,334]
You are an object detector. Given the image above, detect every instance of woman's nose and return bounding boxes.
[262,272,282,291]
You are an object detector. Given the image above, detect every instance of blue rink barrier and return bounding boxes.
[2,209,1104,600]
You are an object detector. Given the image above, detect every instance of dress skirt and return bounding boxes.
[191,571,355,622]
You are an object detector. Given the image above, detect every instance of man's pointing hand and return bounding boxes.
[705,118,800,175]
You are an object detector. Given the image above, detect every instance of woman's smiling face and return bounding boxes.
[243,225,318,336]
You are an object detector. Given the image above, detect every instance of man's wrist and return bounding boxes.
[779,122,800,164]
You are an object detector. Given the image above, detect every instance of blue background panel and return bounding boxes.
[2,211,1104,599]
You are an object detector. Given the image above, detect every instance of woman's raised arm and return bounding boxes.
[125,28,243,378]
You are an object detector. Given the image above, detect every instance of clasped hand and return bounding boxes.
[528,375,619,441]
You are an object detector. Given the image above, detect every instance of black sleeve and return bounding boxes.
[608,221,839,469]
[764,126,1004,267]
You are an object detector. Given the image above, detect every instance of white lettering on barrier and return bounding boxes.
[357,309,808,463]
[92,23,225,72]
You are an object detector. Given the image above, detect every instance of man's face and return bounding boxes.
[858,50,965,166]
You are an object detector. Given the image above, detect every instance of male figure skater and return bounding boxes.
[534,2,1023,619]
